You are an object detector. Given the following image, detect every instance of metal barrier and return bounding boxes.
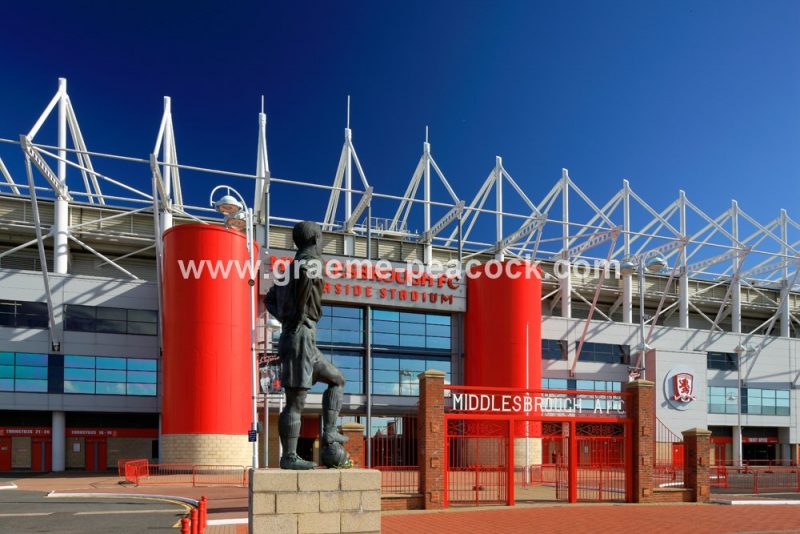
[718,466,800,494]
[711,465,728,488]
[375,466,419,495]
[193,465,248,487]
[121,460,247,487]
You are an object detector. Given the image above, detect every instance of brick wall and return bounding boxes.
[341,422,365,468]
[381,495,424,511]
[418,369,446,509]
[683,428,712,503]
[625,380,655,502]
[162,433,250,465]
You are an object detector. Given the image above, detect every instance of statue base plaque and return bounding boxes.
[248,468,381,534]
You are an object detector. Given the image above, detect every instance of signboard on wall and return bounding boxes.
[264,250,466,312]
[664,366,698,411]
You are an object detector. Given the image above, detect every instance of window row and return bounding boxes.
[65,305,158,336]
[0,300,49,329]
[0,352,157,396]
[306,350,451,396]
[541,340,631,364]
[707,352,737,371]
[0,301,159,336]
[315,306,451,351]
[708,387,790,415]
[541,378,624,411]
[63,355,157,396]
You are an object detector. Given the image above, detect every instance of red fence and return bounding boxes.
[121,459,247,487]
[371,416,420,495]
[713,466,800,494]
[654,418,684,488]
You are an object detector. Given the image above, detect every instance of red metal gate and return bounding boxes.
[445,418,511,506]
[444,385,631,506]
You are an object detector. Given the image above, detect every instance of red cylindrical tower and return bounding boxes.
[464,261,542,389]
[161,223,255,464]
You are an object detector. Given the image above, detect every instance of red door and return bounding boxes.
[671,443,684,468]
[85,439,108,472]
[0,437,11,471]
[31,439,51,472]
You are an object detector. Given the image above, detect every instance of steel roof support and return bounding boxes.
[622,180,633,323]
[731,201,742,334]
[55,78,69,275]
[560,169,571,319]
[679,190,689,328]
[780,209,791,337]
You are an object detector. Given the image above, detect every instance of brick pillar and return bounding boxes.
[341,422,366,468]
[624,379,655,503]
[418,369,446,509]
[682,428,712,503]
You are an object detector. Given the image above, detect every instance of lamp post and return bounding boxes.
[210,185,259,469]
[733,342,754,468]
[261,316,282,468]
[620,255,667,381]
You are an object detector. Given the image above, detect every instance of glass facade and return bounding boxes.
[708,386,790,415]
[0,352,156,396]
[0,352,48,392]
[542,339,566,360]
[65,305,158,336]
[64,355,157,396]
[575,342,630,364]
[542,378,623,410]
[308,305,452,396]
[0,300,49,329]
[707,352,738,371]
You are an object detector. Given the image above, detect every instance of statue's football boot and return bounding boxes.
[322,429,349,447]
[280,453,315,470]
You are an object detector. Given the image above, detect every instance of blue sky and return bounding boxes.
[1,1,799,243]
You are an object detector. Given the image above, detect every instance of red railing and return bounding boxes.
[718,466,800,494]
[655,418,684,488]
[121,460,247,487]
[711,465,728,488]
[374,466,419,495]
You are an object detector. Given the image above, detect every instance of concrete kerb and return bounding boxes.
[0,482,17,490]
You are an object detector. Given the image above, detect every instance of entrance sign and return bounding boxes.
[449,392,626,417]
[266,251,466,312]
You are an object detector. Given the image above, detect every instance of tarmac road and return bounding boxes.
[0,490,189,533]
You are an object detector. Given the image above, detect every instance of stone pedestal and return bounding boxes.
[249,469,381,534]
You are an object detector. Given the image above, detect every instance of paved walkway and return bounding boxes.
[382,503,800,533]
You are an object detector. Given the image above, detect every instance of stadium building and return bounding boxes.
[0,78,798,478]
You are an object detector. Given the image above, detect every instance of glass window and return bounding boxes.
[15,379,47,392]
[0,378,12,391]
[127,383,157,396]
[738,387,790,416]
[96,357,126,370]
[0,352,13,365]
[576,342,629,364]
[318,306,363,347]
[65,368,95,381]
[16,353,48,366]
[371,311,450,351]
[128,359,157,371]
[0,300,49,329]
[310,349,363,395]
[65,305,158,336]
[65,355,95,368]
[96,382,126,395]
[708,386,740,414]
[64,381,95,394]
[542,339,566,360]
[96,369,126,382]
[371,354,450,396]
[707,352,738,371]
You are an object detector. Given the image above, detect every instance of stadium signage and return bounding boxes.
[266,252,466,312]
[449,393,626,416]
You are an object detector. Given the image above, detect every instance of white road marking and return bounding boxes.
[75,509,184,515]
[0,512,53,517]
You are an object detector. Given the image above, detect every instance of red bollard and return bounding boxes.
[180,517,190,534]
[199,496,208,530]
[191,508,199,534]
